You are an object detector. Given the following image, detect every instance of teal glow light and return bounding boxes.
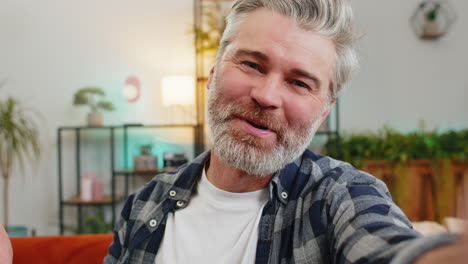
[123,129,195,170]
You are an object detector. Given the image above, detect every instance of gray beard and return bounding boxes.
[207,75,326,177]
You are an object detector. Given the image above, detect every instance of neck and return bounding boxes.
[205,149,273,193]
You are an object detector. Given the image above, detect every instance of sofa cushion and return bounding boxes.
[10,233,113,264]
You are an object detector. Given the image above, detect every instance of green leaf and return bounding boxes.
[72,87,114,112]
[96,101,116,111]
[0,97,41,177]
[325,125,468,164]
[75,87,105,96]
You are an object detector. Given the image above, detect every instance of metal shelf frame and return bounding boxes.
[57,124,198,234]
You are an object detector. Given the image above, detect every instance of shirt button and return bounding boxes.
[149,219,158,227]
[169,190,177,197]
[281,191,288,199]
[176,200,185,208]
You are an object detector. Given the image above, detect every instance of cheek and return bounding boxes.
[283,99,324,127]
[216,68,253,100]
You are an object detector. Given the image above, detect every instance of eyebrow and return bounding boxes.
[234,49,270,62]
[234,48,322,89]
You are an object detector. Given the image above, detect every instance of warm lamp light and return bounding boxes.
[161,76,195,106]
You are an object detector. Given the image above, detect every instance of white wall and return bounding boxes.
[344,0,468,132]
[0,0,195,235]
[0,0,466,235]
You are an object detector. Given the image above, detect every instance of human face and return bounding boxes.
[207,8,336,176]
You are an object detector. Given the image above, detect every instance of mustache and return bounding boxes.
[220,101,288,136]
[207,86,318,146]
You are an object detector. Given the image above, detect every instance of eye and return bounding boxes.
[290,79,311,90]
[242,61,263,72]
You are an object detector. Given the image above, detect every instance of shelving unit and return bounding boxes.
[57,124,197,234]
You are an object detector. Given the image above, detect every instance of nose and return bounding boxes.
[249,74,282,109]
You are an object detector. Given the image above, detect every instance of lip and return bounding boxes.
[237,118,276,139]
[243,118,270,130]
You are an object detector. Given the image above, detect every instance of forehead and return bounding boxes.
[224,8,336,83]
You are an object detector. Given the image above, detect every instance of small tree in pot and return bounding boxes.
[0,95,40,230]
[423,3,442,38]
[73,87,116,126]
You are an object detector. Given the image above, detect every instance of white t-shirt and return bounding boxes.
[155,168,269,264]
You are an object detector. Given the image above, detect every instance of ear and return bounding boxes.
[206,66,215,90]
[318,98,336,125]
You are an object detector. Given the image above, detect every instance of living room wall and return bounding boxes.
[343,0,468,132]
[0,0,466,235]
[0,0,195,235]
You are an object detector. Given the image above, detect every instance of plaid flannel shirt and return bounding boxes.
[104,150,455,264]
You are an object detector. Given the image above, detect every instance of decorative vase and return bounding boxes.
[92,181,104,201]
[87,111,103,127]
[80,173,95,201]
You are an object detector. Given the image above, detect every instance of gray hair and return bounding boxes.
[216,0,359,98]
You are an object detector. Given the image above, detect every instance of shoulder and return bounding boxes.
[121,150,210,217]
[312,150,387,186]
[298,150,391,201]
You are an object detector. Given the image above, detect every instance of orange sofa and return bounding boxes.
[10,233,113,264]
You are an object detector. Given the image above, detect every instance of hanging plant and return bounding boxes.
[425,3,441,22]
[410,0,456,40]
[422,3,442,38]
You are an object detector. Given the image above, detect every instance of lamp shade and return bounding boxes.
[161,76,195,106]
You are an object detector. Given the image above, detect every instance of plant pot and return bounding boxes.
[87,111,103,127]
[361,159,467,222]
[393,160,436,221]
[453,161,468,217]
[421,21,442,39]
[430,160,457,222]
[361,160,397,193]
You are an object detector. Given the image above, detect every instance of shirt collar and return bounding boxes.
[169,150,210,202]
[169,149,315,205]
[269,157,302,205]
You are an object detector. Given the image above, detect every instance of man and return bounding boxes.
[105,0,465,263]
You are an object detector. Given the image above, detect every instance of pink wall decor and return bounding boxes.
[123,76,141,103]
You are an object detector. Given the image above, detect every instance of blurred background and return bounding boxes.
[0,0,466,236]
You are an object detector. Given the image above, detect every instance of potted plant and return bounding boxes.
[73,87,116,127]
[0,95,40,234]
[324,126,468,222]
[422,2,442,38]
[80,208,113,234]
[64,208,113,234]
